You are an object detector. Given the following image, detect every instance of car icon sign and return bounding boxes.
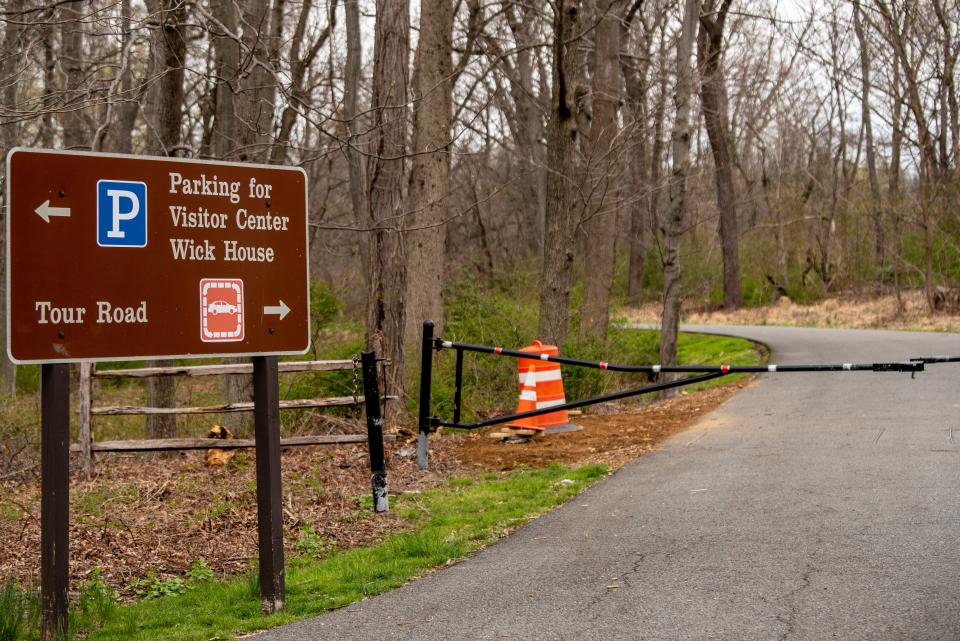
[208,300,237,315]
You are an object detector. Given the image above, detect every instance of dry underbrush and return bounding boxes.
[624,289,960,332]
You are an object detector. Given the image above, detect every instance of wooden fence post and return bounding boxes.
[78,362,94,476]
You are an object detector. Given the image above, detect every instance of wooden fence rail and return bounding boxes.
[70,433,396,453]
[77,359,387,475]
[92,360,355,378]
[92,396,363,416]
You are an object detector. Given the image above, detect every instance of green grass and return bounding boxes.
[677,331,767,390]
[28,464,606,641]
[0,581,38,641]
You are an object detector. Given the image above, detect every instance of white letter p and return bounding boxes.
[106,189,140,238]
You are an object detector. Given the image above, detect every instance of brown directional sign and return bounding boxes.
[5,148,310,363]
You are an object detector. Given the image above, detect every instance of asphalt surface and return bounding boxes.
[253,325,960,641]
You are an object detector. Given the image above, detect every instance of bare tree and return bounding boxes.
[343,0,369,282]
[405,0,453,354]
[0,0,24,397]
[237,0,280,162]
[271,0,336,164]
[504,0,549,245]
[114,0,138,155]
[144,0,188,439]
[580,0,625,342]
[206,0,254,434]
[620,0,661,307]
[366,0,410,406]
[538,0,582,346]
[660,0,701,395]
[209,0,241,160]
[5,0,960,424]
[873,0,941,308]
[697,0,741,308]
[60,1,86,149]
[853,0,884,273]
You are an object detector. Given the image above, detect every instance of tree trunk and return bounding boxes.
[626,128,648,307]
[235,0,279,162]
[144,0,188,439]
[505,1,548,249]
[210,0,240,160]
[580,0,623,342]
[60,1,86,149]
[648,23,669,249]
[0,0,23,396]
[404,0,452,355]
[145,0,187,156]
[114,0,137,155]
[889,49,904,310]
[337,0,371,296]
[344,0,370,288]
[932,0,960,196]
[697,0,741,308]
[366,0,409,412]
[207,0,254,434]
[621,5,656,308]
[854,1,884,273]
[40,20,55,148]
[538,0,582,346]
[660,0,701,397]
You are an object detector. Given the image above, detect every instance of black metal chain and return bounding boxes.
[352,355,361,404]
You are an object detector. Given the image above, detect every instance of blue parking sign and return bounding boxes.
[97,180,147,247]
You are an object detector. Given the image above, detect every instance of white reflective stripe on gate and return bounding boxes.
[517,369,563,383]
[536,399,565,409]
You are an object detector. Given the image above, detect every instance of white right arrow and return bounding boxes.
[35,200,71,223]
[263,300,291,320]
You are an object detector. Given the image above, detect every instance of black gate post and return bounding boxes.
[253,355,285,613]
[361,351,388,512]
[417,320,434,470]
[40,363,70,641]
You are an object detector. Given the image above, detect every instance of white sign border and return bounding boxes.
[5,147,312,365]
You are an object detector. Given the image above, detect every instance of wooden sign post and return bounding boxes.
[6,148,310,636]
[40,364,69,641]
[253,356,285,612]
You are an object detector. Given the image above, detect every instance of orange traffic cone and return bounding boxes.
[517,340,577,432]
[508,366,541,430]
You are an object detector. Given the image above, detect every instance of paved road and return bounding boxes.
[254,326,960,641]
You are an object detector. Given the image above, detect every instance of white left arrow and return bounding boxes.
[263,300,291,320]
[35,200,71,223]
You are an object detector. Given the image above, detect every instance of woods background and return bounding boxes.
[1,0,958,413]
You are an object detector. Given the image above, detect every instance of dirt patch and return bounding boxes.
[625,289,960,332]
[458,379,752,471]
